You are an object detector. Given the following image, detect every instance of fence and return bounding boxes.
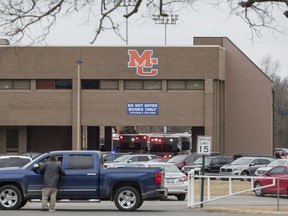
[187,171,288,212]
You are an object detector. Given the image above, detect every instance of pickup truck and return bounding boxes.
[0,150,166,211]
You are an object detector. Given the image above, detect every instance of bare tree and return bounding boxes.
[260,54,281,80]
[260,55,288,148]
[0,0,287,44]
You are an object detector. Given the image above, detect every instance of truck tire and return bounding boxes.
[0,185,23,210]
[114,186,141,211]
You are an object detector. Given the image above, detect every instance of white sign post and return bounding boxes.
[197,135,212,208]
[197,136,211,155]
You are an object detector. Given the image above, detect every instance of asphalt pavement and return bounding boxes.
[2,197,288,216]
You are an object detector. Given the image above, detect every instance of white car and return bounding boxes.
[255,158,288,175]
[0,155,32,168]
[128,162,188,200]
[105,154,157,168]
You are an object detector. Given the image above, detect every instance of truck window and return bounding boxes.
[68,155,93,170]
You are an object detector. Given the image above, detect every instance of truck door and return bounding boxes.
[59,153,99,199]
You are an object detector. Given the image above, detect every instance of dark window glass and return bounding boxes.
[68,155,93,169]
[6,128,19,150]
[270,167,285,175]
[55,80,72,89]
[82,80,100,89]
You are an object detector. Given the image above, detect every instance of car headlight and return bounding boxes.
[233,167,242,171]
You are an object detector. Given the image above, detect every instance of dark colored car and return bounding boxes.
[167,154,202,169]
[254,164,288,197]
[181,155,234,175]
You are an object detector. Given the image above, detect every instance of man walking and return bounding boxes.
[39,155,65,211]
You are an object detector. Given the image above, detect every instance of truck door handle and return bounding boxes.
[87,173,96,176]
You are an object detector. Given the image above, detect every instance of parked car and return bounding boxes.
[181,155,234,175]
[128,162,188,201]
[255,159,288,175]
[105,154,157,168]
[167,154,202,169]
[233,153,275,160]
[254,164,288,197]
[0,155,32,168]
[102,152,131,163]
[273,148,288,159]
[219,157,275,178]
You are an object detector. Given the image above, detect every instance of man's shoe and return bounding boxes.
[49,208,55,212]
[41,208,49,211]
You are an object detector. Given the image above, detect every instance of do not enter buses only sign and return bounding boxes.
[197,136,211,155]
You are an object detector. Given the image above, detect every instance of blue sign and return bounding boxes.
[127,103,158,115]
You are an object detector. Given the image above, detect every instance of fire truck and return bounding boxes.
[149,133,192,158]
[116,134,150,153]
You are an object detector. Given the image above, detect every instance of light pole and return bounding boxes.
[76,59,82,150]
[152,14,179,45]
[114,0,137,45]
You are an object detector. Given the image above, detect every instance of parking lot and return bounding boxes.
[4,198,287,216]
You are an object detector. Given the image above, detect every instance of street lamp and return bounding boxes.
[76,59,82,150]
[114,0,137,45]
[152,14,179,45]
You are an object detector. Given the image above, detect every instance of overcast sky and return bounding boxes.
[41,3,287,79]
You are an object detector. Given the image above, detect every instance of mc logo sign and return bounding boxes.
[128,49,158,77]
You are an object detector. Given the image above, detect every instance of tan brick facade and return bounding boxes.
[0,37,273,156]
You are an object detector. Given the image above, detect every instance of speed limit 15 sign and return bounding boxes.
[197,136,211,155]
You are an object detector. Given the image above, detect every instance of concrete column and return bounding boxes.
[204,79,214,145]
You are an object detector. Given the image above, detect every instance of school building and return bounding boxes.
[0,37,273,156]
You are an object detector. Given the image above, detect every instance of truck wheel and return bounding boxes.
[176,194,186,201]
[0,185,23,210]
[114,186,140,211]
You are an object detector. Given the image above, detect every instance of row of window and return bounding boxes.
[0,79,205,90]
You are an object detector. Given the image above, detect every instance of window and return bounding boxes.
[81,80,118,90]
[0,80,30,90]
[68,155,93,169]
[6,128,19,151]
[36,80,72,89]
[124,80,162,90]
[167,80,204,90]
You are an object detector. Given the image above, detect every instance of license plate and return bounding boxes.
[166,179,175,183]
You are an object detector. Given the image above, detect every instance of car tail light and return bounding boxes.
[119,135,123,140]
[155,172,163,185]
[158,139,162,144]
[135,136,139,140]
[143,136,147,140]
[180,176,188,181]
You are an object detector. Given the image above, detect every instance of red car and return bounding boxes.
[254,164,288,197]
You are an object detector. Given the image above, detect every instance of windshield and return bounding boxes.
[193,158,212,165]
[231,158,253,165]
[114,155,131,162]
[268,159,288,167]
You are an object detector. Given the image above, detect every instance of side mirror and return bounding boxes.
[32,163,39,172]
[250,162,255,167]
[127,159,133,163]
